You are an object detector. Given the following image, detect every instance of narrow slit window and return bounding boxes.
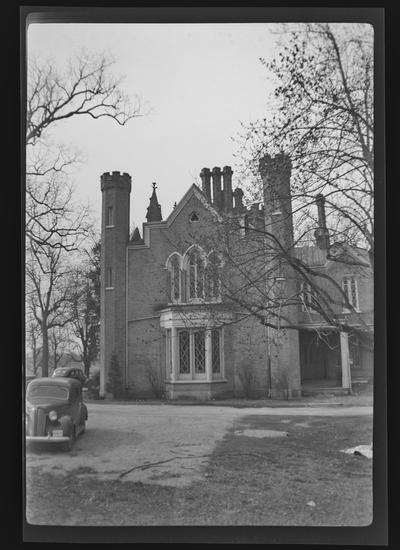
[106,206,114,226]
[106,267,113,288]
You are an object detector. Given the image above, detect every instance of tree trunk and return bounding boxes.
[84,357,91,378]
[41,321,49,377]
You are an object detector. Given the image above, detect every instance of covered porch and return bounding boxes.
[299,327,357,395]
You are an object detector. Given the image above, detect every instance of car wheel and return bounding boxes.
[62,427,75,452]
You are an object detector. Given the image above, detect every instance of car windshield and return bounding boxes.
[27,385,69,401]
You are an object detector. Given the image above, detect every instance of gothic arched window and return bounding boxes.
[183,245,206,302]
[166,253,182,303]
[188,251,205,300]
[205,251,222,301]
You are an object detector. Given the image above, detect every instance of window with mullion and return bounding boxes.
[188,253,205,300]
[211,329,221,374]
[342,276,359,311]
[194,330,206,374]
[179,330,190,374]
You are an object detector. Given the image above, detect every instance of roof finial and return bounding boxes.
[146,182,163,222]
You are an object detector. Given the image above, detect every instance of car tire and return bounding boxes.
[63,427,75,452]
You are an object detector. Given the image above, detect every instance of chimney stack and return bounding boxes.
[222,166,233,212]
[233,187,244,211]
[211,167,222,210]
[314,194,330,249]
[200,167,211,202]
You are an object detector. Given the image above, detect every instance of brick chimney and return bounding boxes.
[314,194,330,249]
[222,166,233,212]
[211,167,223,210]
[200,167,211,202]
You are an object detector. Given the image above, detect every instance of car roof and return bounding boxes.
[54,366,84,372]
[28,377,82,389]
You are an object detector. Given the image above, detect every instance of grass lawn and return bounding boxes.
[25,414,372,526]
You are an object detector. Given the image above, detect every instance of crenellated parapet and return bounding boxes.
[101,171,132,192]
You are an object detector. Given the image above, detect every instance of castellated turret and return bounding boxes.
[100,171,131,396]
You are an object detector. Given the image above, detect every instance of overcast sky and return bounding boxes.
[27,23,278,231]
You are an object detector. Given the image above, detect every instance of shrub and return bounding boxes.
[106,352,124,399]
[87,370,100,399]
[145,364,165,399]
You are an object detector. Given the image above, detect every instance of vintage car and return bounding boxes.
[25,377,88,451]
[51,366,86,385]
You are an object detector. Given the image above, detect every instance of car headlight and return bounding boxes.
[48,410,58,421]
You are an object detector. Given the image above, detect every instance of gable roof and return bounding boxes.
[165,183,223,226]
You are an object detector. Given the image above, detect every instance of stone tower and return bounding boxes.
[259,154,301,397]
[100,171,131,396]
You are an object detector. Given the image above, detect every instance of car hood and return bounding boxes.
[26,399,69,412]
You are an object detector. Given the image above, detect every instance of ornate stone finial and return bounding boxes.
[173,202,177,209]
[152,182,157,190]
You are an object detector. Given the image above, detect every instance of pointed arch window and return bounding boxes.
[300,282,318,312]
[342,276,359,312]
[187,248,205,301]
[205,251,222,301]
[166,253,182,303]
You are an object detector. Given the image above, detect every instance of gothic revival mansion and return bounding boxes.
[99,155,373,400]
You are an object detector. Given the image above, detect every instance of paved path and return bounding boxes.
[26,404,373,488]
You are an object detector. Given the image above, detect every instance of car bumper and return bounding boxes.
[26,436,70,443]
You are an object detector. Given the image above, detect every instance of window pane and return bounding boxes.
[107,206,113,225]
[197,259,204,298]
[212,329,221,373]
[350,279,358,307]
[166,329,172,374]
[172,259,180,300]
[179,331,190,374]
[194,331,205,373]
[189,260,196,299]
[107,267,112,287]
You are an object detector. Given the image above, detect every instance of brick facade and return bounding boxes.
[100,157,373,400]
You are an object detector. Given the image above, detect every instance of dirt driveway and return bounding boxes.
[26,403,372,488]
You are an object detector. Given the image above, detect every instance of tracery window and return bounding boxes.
[166,253,182,303]
[205,252,222,301]
[187,249,205,301]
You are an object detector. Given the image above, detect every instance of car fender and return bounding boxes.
[58,415,74,436]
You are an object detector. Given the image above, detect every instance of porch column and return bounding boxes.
[205,329,212,381]
[171,327,178,381]
[340,331,352,391]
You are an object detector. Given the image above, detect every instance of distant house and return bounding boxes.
[99,156,373,400]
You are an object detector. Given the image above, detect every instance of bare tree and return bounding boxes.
[25,50,146,378]
[237,23,374,266]
[67,241,101,377]
[26,320,42,376]
[26,51,142,146]
[26,174,92,377]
